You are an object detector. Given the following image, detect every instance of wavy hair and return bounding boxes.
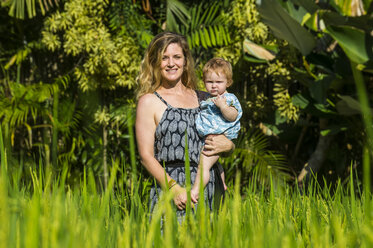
[136,32,197,99]
[202,57,233,87]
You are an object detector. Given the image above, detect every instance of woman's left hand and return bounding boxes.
[202,134,234,157]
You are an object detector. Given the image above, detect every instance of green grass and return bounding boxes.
[0,161,372,247]
[1,128,373,247]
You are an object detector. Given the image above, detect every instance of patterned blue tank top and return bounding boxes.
[154,91,208,165]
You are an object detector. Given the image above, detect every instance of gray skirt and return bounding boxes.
[149,162,215,218]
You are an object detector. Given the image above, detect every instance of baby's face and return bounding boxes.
[204,71,228,96]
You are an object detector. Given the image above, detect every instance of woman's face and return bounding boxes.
[160,43,185,84]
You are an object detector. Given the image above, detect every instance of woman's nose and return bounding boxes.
[167,58,175,67]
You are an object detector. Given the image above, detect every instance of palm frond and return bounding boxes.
[5,0,59,19]
[4,41,43,70]
[186,2,230,49]
[222,129,291,188]
[0,81,54,128]
[166,0,190,33]
[54,74,70,90]
[163,0,231,49]
[57,99,82,136]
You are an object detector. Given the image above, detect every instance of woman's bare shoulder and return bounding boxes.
[137,93,165,115]
[137,93,158,106]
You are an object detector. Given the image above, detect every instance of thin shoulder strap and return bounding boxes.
[154,91,170,107]
[196,90,210,103]
[195,90,201,104]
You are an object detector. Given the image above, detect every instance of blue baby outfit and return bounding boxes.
[195,93,242,140]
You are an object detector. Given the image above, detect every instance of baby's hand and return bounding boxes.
[212,95,227,109]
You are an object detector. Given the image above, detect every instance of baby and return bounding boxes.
[192,58,242,200]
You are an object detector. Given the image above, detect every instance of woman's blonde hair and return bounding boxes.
[202,58,233,87]
[136,32,197,99]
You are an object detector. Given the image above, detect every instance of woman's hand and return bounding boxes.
[171,185,187,210]
[171,185,197,210]
[202,134,235,157]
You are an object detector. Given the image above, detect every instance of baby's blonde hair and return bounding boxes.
[136,32,197,99]
[202,58,233,87]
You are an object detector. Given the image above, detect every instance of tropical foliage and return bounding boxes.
[256,0,373,183]
[0,0,372,191]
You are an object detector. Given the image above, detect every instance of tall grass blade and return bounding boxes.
[101,160,119,210]
[231,172,241,247]
[52,86,58,168]
[127,109,137,185]
[363,145,371,220]
[0,125,8,178]
[164,191,177,247]
[0,138,9,247]
[351,61,372,196]
[184,130,192,217]
[197,157,205,214]
[350,163,357,223]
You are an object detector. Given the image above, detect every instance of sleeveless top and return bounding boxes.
[154,91,208,165]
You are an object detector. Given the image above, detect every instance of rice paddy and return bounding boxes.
[0,155,372,248]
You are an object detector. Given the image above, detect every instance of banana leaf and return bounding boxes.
[289,0,318,14]
[282,1,308,24]
[309,75,333,104]
[256,0,316,56]
[243,39,276,61]
[320,125,347,136]
[326,25,370,64]
[292,93,310,109]
[335,95,373,116]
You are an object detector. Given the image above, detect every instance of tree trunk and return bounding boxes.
[297,118,333,184]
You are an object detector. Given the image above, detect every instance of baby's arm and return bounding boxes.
[212,95,238,122]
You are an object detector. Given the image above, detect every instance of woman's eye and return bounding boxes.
[162,56,168,60]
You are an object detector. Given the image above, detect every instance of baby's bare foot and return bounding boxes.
[223,183,227,191]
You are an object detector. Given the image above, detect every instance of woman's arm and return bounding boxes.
[202,134,235,157]
[136,95,171,187]
[136,94,191,209]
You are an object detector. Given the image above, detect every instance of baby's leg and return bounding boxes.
[191,153,219,200]
[220,171,228,191]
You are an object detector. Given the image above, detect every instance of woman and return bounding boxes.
[135,32,234,215]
